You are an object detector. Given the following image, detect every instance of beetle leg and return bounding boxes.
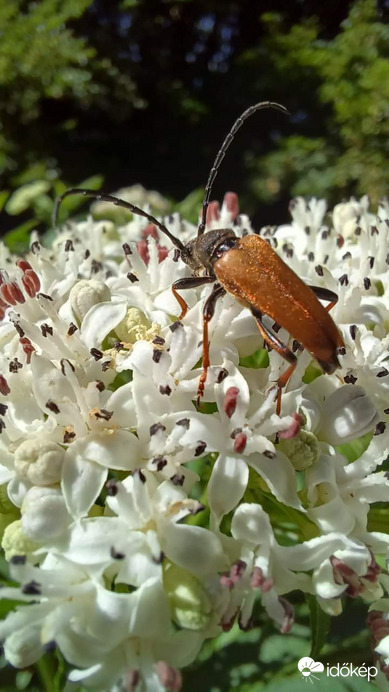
[171,276,215,319]
[309,285,338,313]
[197,284,226,404]
[251,307,297,414]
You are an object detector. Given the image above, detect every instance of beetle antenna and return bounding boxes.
[53,188,186,252]
[198,101,289,236]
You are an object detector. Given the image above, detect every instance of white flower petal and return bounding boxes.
[22,486,71,541]
[57,517,141,566]
[81,300,127,348]
[231,503,272,545]
[318,385,379,445]
[162,523,226,576]
[208,454,249,519]
[62,453,108,518]
[106,382,137,427]
[248,450,304,511]
[308,496,356,535]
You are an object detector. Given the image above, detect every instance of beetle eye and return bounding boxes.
[215,237,238,258]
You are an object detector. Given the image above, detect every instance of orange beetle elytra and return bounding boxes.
[54,102,345,412]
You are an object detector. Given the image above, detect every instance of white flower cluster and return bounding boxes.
[0,191,388,690]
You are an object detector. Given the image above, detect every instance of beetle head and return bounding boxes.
[181,229,238,276]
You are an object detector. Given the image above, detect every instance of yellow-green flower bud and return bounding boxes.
[115,307,160,344]
[163,562,211,630]
[2,520,38,560]
[0,512,19,543]
[279,430,319,471]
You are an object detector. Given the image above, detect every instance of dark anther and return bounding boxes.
[22,580,41,595]
[90,348,103,360]
[152,349,162,363]
[349,324,357,340]
[363,277,371,290]
[106,479,119,496]
[194,441,207,457]
[110,547,125,560]
[9,358,23,373]
[374,422,386,436]
[217,368,229,383]
[152,456,167,471]
[91,259,103,274]
[94,409,113,421]
[127,272,139,283]
[60,358,75,374]
[41,323,53,337]
[169,321,183,332]
[176,418,190,429]
[45,400,60,414]
[170,474,185,486]
[63,430,76,443]
[150,422,166,436]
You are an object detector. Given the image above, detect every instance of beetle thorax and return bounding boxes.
[180,229,238,276]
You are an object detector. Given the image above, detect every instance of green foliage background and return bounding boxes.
[0,0,388,689]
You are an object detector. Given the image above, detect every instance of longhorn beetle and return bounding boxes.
[54,101,345,413]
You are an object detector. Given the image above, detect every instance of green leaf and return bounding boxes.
[3,219,37,253]
[5,181,51,215]
[240,348,269,369]
[12,162,56,186]
[302,362,322,384]
[15,670,33,690]
[307,594,331,660]
[335,432,372,462]
[368,506,389,534]
[0,190,10,212]
[176,188,204,224]
[54,174,104,223]
[0,597,26,618]
[32,193,56,223]
[108,370,133,391]
[78,174,104,191]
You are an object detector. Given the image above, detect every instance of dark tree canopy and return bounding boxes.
[0,0,387,233]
